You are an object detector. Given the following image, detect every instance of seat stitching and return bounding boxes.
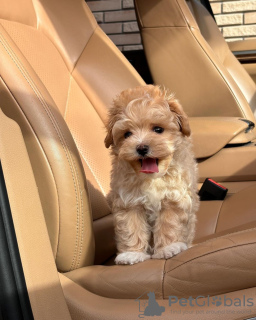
[175,0,247,118]
[0,75,60,259]
[166,240,256,274]
[193,226,256,247]
[0,28,82,271]
[64,76,72,121]
[77,143,106,197]
[70,26,110,125]
[64,25,107,197]
[70,26,97,75]
[163,278,192,296]
[60,75,84,269]
[30,0,39,30]
[72,159,84,269]
[213,199,225,233]
[64,75,106,197]
[143,25,248,118]
[142,1,248,118]
[162,259,167,299]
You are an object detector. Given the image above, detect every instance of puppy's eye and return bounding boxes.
[153,126,164,134]
[124,131,132,139]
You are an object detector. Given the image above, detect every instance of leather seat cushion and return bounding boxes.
[64,227,256,299]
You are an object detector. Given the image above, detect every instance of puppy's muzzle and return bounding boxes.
[136,145,149,157]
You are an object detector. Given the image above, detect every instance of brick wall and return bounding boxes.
[86,0,256,50]
[86,0,142,51]
[210,0,256,41]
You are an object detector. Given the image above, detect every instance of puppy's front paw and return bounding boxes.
[152,242,187,259]
[115,251,151,265]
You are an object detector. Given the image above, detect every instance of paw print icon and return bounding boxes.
[212,296,222,307]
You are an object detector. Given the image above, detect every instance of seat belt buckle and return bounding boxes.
[199,178,228,201]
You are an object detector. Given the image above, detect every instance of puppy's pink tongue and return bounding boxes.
[140,158,159,174]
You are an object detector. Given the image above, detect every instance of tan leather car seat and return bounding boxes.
[134,0,256,120]
[1,0,256,316]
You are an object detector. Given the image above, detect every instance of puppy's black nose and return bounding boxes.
[136,145,149,157]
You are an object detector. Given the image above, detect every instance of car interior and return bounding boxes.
[0,0,256,319]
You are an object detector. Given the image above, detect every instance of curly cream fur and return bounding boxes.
[105,85,199,265]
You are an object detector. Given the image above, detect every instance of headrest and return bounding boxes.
[135,0,198,29]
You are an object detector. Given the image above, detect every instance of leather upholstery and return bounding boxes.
[228,39,256,84]
[198,143,256,182]
[65,227,256,299]
[1,108,256,319]
[134,0,256,120]
[61,274,256,320]
[0,0,143,271]
[1,0,256,316]
[2,102,255,319]
[188,0,256,112]
[65,184,256,299]
[189,117,255,158]
[0,109,72,320]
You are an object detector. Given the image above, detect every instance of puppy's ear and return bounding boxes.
[104,116,116,148]
[167,98,191,137]
[104,124,113,148]
[105,91,128,148]
[104,107,122,148]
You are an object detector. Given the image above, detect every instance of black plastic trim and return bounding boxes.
[224,141,252,148]
[239,118,255,133]
[122,49,153,84]
[0,161,34,320]
[201,0,216,21]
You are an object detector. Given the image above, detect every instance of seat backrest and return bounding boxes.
[0,0,144,271]
[134,0,256,121]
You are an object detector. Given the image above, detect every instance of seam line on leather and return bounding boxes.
[64,77,72,122]
[30,0,38,30]
[40,21,108,216]
[70,26,113,125]
[72,155,84,270]
[176,0,196,29]
[70,26,97,75]
[213,199,225,234]
[77,145,107,197]
[175,0,246,118]
[70,27,110,197]
[31,13,96,72]
[141,2,247,118]
[193,226,256,247]
[176,0,189,27]
[165,241,256,274]
[93,212,112,222]
[134,0,143,29]
[63,77,85,269]
[0,27,83,271]
[140,25,248,118]
[64,74,107,198]
[0,75,61,259]
[162,259,167,299]
[187,40,246,118]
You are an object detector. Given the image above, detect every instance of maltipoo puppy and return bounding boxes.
[105,85,199,265]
